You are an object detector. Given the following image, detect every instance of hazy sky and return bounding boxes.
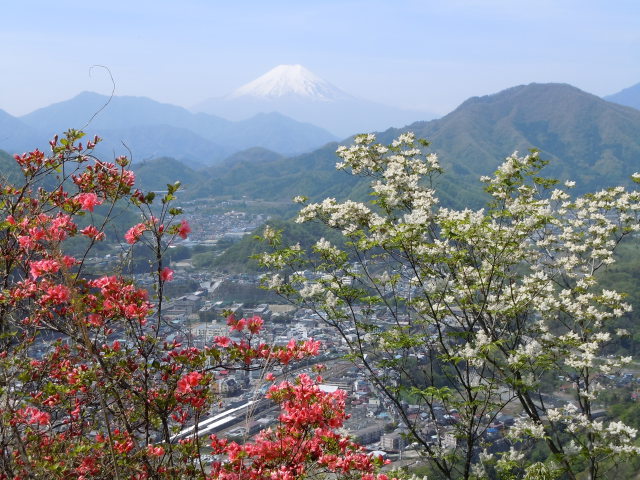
[1,0,639,116]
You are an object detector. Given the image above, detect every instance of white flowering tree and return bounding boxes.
[258,133,640,479]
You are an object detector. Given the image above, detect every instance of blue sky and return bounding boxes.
[1,0,639,116]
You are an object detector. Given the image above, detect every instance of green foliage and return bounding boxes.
[591,238,640,357]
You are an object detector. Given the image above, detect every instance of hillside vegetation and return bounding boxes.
[186,83,640,210]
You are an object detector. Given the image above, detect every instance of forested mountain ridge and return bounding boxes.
[394,83,640,191]
[189,83,640,208]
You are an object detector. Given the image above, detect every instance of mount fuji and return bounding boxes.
[228,64,350,101]
[193,65,437,137]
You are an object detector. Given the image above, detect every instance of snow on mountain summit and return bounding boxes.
[195,64,436,136]
[229,65,350,102]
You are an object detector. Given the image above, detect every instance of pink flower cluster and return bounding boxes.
[125,223,146,244]
[76,192,103,212]
[13,407,51,427]
[208,373,395,480]
[29,259,60,279]
[177,371,203,394]
[160,267,174,281]
[226,313,264,333]
[81,225,106,241]
[178,219,191,239]
[0,135,394,479]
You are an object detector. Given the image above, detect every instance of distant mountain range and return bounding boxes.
[193,64,437,137]
[0,65,440,164]
[5,79,639,275]
[3,80,640,213]
[180,82,640,208]
[0,109,40,154]
[604,82,640,110]
[0,91,338,165]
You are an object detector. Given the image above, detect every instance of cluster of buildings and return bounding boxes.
[180,199,269,242]
[138,260,637,464]
[129,264,514,458]
[91,204,638,463]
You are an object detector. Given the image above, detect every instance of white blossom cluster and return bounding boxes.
[544,403,640,457]
[313,237,343,258]
[452,329,493,367]
[299,282,326,299]
[262,224,277,241]
[259,133,640,477]
[507,417,546,440]
[258,251,286,269]
[296,197,379,236]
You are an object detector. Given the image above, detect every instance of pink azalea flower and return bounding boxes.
[247,315,264,334]
[87,314,103,327]
[160,267,174,282]
[29,259,60,279]
[178,219,191,239]
[76,192,102,212]
[81,225,106,241]
[177,371,203,394]
[124,223,146,244]
[147,445,165,457]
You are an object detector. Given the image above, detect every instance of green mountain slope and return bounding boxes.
[217,147,284,166]
[209,218,348,272]
[394,83,640,192]
[0,149,23,183]
[190,83,640,208]
[133,157,200,192]
[188,142,364,202]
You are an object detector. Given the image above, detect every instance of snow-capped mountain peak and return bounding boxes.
[228,64,349,102]
[194,64,436,136]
